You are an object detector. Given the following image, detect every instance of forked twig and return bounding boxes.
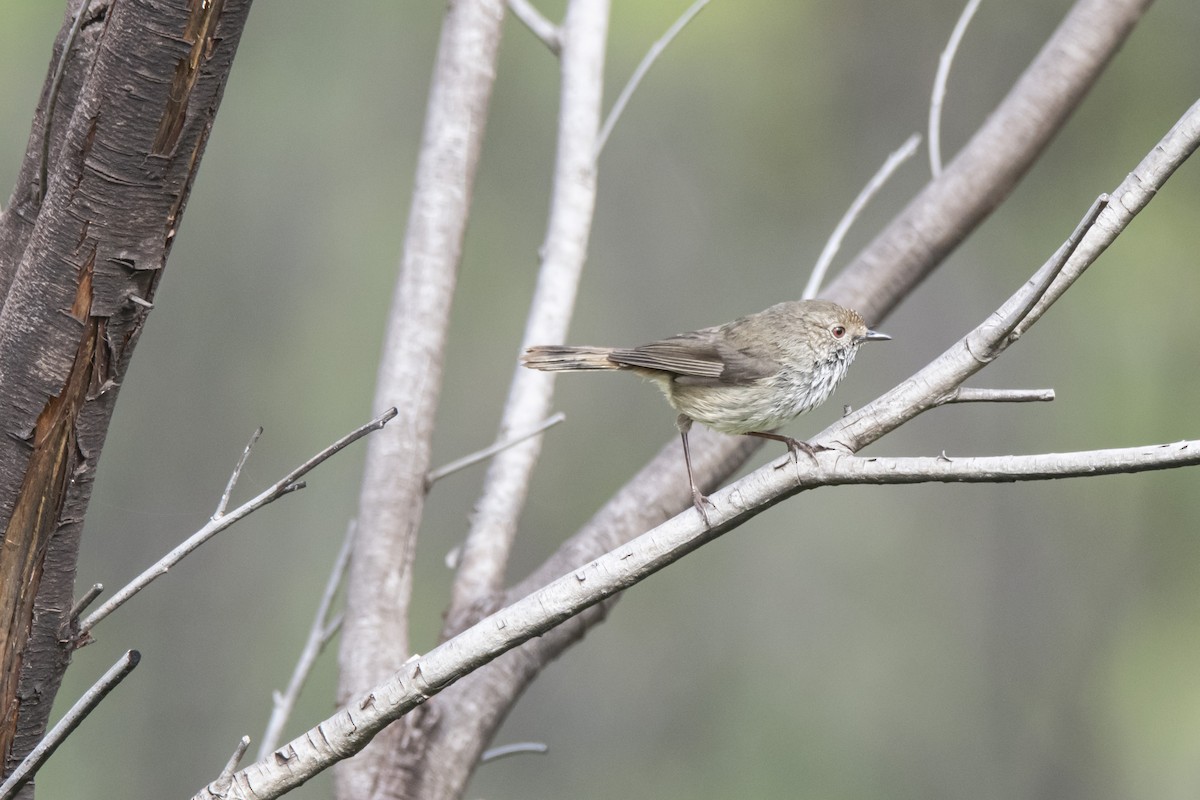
[215,427,263,519]
[509,0,562,54]
[78,409,397,639]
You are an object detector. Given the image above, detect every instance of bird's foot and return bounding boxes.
[772,438,830,470]
[691,488,715,527]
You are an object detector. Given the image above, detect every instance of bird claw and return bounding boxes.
[691,489,715,527]
[774,437,829,468]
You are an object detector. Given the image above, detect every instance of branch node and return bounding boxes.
[508,0,562,54]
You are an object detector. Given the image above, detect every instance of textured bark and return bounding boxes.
[0,0,253,785]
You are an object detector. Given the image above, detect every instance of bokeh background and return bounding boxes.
[4,1,1200,798]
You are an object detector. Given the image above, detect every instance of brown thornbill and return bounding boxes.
[522,299,890,524]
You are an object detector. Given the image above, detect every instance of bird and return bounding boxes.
[522,299,890,524]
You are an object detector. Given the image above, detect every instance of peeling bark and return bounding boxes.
[0,0,254,785]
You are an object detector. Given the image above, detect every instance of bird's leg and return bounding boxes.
[676,414,713,526]
[743,430,829,467]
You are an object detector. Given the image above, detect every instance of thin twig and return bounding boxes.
[37,0,92,205]
[79,409,396,638]
[508,0,562,54]
[212,736,252,794]
[595,0,710,156]
[215,427,263,519]
[0,650,140,800]
[993,193,1107,347]
[929,0,982,176]
[803,133,921,300]
[259,523,357,759]
[68,582,104,623]
[481,741,549,763]
[1012,191,1113,340]
[427,412,565,487]
[940,388,1055,404]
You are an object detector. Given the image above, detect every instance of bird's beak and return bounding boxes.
[862,329,891,342]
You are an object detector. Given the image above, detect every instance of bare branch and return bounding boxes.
[212,736,252,795]
[67,582,104,624]
[827,0,1153,322]
[215,427,263,520]
[803,133,921,300]
[78,409,396,638]
[929,0,983,176]
[426,412,565,487]
[191,432,1200,800]
[443,0,610,639]
[0,650,140,800]
[404,79,1197,777]
[481,741,549,763]
[940,388,1055,404]
[259,523,356,760]
[192,94,1200,789]
[595,0,710,156]
[508,0,562,54]
[336,2,507,793]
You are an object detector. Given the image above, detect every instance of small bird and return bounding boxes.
[522,299,890,523]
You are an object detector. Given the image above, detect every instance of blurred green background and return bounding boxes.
[4,1,1200,798]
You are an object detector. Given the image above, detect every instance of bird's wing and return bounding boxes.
[608,331,779,384]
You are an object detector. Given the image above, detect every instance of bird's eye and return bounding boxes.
[831,325,846,339]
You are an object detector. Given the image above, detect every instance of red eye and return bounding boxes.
[831,325,846,338]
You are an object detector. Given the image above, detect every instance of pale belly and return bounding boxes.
[664,358,852,435]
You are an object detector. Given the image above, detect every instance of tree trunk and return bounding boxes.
[0,0,253,787]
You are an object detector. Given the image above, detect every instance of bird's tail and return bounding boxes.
[521,345,620,371]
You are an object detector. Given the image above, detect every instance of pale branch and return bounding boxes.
[192,99,1200,790]
[840,99,1199,454]
[258,523,356,760]
[827,0,1153,322]
[803,133,921,300]
[508,0,562,54]
[594,0,710,156]
[376,9,1164,791]
[380,6,1164,786]
[480,741,549,762]
[67,582,104,624]
[192,433,1200,800]
[426,412,565,487]
[939,388,1055,404]
[336,2,507,793]
[443,0,611,639]
[0,650,140,800]
[929,0,982,176]
[77,409,396,639]
[215,426,262,519]
[213,736,252,795]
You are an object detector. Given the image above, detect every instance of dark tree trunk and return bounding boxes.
[0,0,253,787]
